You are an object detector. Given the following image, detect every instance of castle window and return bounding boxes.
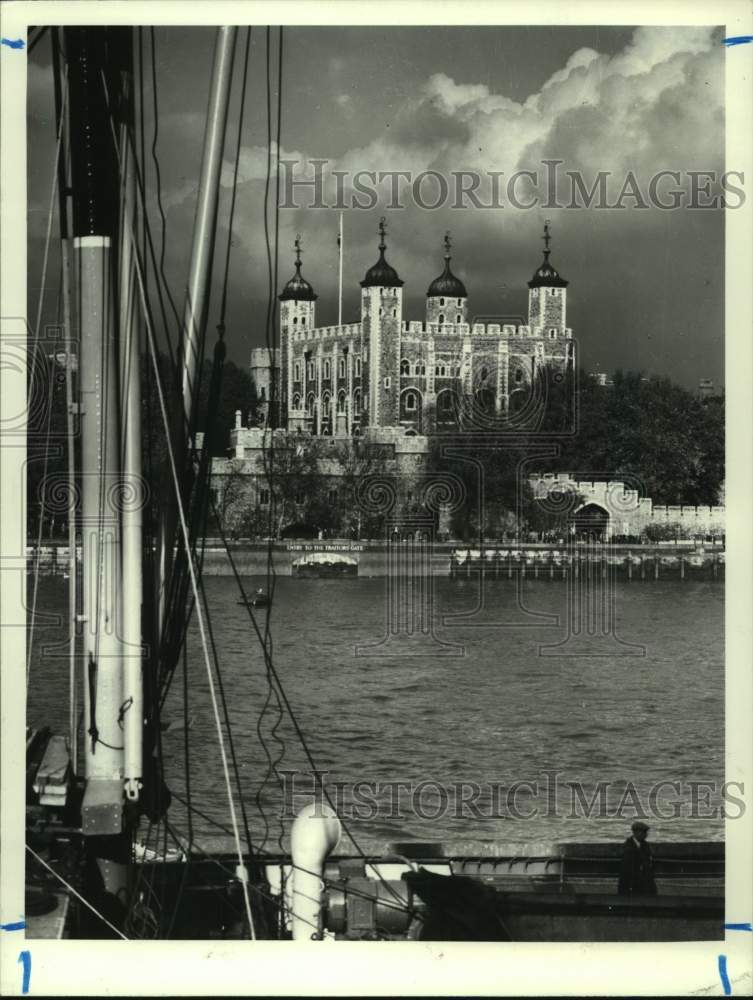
[439,298,445,306]
[405,391,417,412]
[338,358,345,378]
[515,369,524,383]
[400,359,410,375]
[301,316,307,325]
[337,390,346,413]
[455,314,461,323]
[435,363,447,377]
[392,308,396,317]
[384,376,391,389]
[457,298,462,306]
[480,366,489,380]
[294,362,301,382]
[354,388,361,411]
[328,487,338,505]
[415,362,426,376]
[438,314,445,324]
[550,289,556,296]
[293,316,298,325]
[260,386,266,401]
[549,329,557,339]
[323,359,331,380]
[292,393,301,409]
[258,488,270,506]
[355,357,362,377]
[438,391,454,413]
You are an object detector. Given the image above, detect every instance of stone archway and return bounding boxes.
[572,502,610,540]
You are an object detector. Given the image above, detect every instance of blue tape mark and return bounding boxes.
[718,954,731,996]
[0,920,26,931]
[18,950,31,995]
[725,922,753,932]
[722,35,753,46]
[1,37,25,50]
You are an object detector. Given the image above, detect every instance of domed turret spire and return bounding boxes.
[528,219,568,288]
[361,217,403,288]
[427,231,467,299]
[280,234,317,301]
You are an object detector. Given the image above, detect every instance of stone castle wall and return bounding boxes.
[529,472,725,538]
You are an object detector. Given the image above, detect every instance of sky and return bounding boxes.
[27,24,726,388]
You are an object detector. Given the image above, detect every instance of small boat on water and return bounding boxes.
[237,590,270,608]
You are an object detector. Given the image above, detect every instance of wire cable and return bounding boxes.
[25,845,129,939]
[26,71,68,683]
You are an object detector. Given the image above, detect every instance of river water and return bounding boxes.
[27,575,724,854]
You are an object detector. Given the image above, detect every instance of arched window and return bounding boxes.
[293,316,298,325]
[294,362,301,382]
[435,363,447,377]
[353,388,361,412]
[301,316,306,326]
[292,393,301,409]
[405,391,417,412]
[457,298,462,306]
[437,390,455,415]
[549,329,557,339]
[515,369,524,383]
[455,314,461,323]
[480,366,489,380]
[306,392,315,414]
[355,357,362,377]
[338,357,345,378]
[400,359,410,375]
[323,359,330,380]
[438,314,445,325]
[439,297,445,306]
[337,390,346,413]
[415,362,426,376]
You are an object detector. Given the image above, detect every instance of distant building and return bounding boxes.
[589,371,612,387]
[249,220,574,436]
[698,377,715,398]
[250,347,280,424]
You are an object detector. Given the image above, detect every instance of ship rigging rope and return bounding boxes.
[148,27,182,337]
[216,25,411,915]
[25,845,129,939]
[26,72,68,684]
[120,167,257,941]
[97,58,261,939]
[207,504,414,916]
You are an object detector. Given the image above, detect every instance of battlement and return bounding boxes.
[528,473,725,537]
[291,322,362,343]
[402,321,572,339]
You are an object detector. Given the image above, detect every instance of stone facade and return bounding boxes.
[257,222,574,436]
[529,472,725,539]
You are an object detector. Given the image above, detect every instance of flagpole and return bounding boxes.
[338,210,343,327]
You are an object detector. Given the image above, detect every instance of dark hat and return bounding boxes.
[631,821,650,832]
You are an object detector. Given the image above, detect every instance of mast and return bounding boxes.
[52,29,78,770]
[116,43,143,804]
[157,26,237,639]
[65,24,134,919]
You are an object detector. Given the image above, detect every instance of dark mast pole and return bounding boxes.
[65,25,134,929]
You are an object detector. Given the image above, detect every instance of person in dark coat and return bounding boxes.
[618,821,658,895]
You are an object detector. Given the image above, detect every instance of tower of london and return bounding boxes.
[265,219,574,436]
